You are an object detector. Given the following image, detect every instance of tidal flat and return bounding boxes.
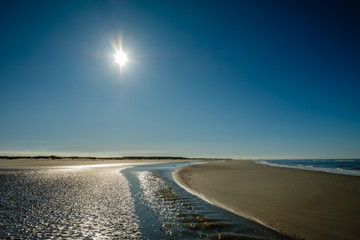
[0,160,291,239]
[0,167,141,239]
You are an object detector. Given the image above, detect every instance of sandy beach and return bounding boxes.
[1,158,290,239]
[3,158,359,239]
[173,160,360,240]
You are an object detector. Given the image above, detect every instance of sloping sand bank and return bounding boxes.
[172,160,360,240]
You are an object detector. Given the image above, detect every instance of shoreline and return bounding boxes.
[1,159,290,239]
[255,159,360,177]
[172,160,360,240]
[172,166,269,226]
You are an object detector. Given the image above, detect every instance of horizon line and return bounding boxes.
[0,152,359,161]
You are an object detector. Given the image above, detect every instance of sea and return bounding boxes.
[256,159,360,176]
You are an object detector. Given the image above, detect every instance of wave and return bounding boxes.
[256,159,360,177]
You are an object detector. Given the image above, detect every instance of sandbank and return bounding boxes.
[172,160,360,240]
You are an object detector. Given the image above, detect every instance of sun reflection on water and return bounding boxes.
[0,167,141,239]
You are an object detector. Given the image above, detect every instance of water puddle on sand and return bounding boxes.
[122,162,292,240]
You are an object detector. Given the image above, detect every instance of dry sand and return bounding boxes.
[173,160,360,240]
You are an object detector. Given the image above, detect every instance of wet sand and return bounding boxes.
[173,160,360,240]
[0,165,141,239]
[0,158,197,239]
[0,158,192,169]
[0,158,291,239]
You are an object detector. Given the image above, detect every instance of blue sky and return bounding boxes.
[0,0,359,158]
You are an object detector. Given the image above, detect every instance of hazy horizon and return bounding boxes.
[1,150,359,160]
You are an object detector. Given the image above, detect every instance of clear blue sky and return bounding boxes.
[0,0,359,158]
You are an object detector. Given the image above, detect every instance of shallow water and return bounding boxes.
[0,168,141,239]
[122,162,291,240]
[0,163,291,239]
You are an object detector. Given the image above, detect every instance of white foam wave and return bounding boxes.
[256,160,360,177]
[335,159,355,162]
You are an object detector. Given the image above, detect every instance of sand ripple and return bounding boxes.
[0,168,141,239]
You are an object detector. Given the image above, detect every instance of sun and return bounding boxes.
[114,49,128,66]
[111,35,128,69]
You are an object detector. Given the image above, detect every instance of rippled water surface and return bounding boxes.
[0,162,291,239]
[0,167,141,239]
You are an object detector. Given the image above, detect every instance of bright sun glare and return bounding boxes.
[111,35,128,69]
[114,49,128,66]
